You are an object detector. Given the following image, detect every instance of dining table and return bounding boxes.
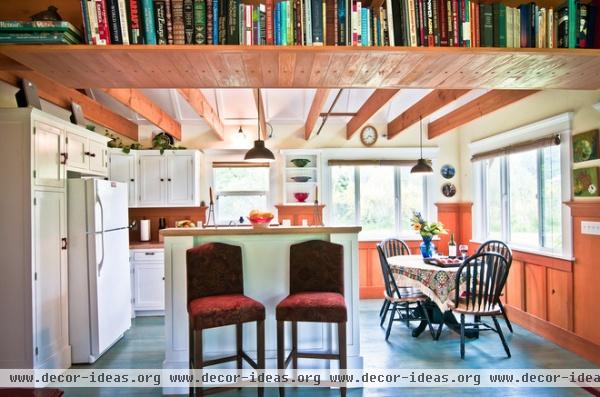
[386,254,479,339]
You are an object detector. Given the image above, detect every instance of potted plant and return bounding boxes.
[410,211,447,258]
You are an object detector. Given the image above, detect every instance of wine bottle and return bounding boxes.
[448,232,457,258]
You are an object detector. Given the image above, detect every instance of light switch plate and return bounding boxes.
[581,221,600,236]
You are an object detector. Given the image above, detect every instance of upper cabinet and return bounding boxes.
[109,150,200,208]
[65,128,110,176]
[33,121,66,189]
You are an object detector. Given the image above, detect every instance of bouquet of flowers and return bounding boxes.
[410,211,447,238]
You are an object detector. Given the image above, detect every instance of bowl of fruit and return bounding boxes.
[247,210,275,229]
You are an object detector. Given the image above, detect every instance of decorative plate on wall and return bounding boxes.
[441,183,457,198]
[572,129,599,163]
[440,164,456,179]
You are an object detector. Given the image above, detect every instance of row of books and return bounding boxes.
[80,0,599,47]
[0,21,83,44]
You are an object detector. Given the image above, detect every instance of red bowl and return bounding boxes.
[294,192,309,202]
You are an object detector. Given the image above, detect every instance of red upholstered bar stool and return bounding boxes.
[276,240,347,397]
[187,242,266,397]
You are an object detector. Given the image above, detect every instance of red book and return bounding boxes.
[474,2,480,47]
[459,0,466,46]
[95,0,111,44]
[593,0,600,48]
[438,0,448,45]
[266,0,274,44]
[451,0,459,46]
[418,0,426,45]
[295,0,303,44]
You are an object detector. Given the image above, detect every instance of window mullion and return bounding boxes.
[537,150,545,248]
[501,157,510,243]
[394,167,401,235]
[481,163,488,238]
[354,167,361,226]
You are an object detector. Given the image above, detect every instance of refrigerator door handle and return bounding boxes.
[96,194,105,276]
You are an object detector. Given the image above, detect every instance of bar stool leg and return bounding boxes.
[338,322,347,397]
[257,320,265,397]
[195,329,204,397]
[277,320,285,397]
[291,321,298,369]
[189,321,194,397]
[236,323,243,369]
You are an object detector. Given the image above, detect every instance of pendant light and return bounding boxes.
[410,116,433,174]
[244,89,275,162]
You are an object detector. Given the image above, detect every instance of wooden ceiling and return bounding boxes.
[1,46,600,90]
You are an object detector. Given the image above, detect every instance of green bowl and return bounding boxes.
[290,158,311,167]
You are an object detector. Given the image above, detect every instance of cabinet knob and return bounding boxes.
[168,178,172,182]
[130,178,135,182]
[90,152,96,158]
[60,152,68,165]
[84,151,90,156]
[551,289,556,295]
[160,178,164,182]
[145,252,155,256]
[61,238,68,250]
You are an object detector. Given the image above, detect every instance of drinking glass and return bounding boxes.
[459,244,469,259]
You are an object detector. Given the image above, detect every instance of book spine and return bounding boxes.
[81,0,93,44]
[568,0,576,48]
[154,0,168,43]
[416,0,423,45]
[408,0,418,46]
[450,0,458,46]
[266,0,274,44]
[506,6,513,48]
[480,3,492,47]
[94,0,109,44]
[446,0,452,45]
[127,0,142,43]
[206,0,213,43]
[577,3,588,47]
[281,1,287,45]
[432,0,440,45]
[384,0,394,46]
[212,0,219,44]
[297,0,304,44]
[172,0,185,44]
[306,0,312,44]
[338,0,346,45]
[426,0,434,45]
[117,0,130,43]
[547,7,554,48]
[140,0,156,43]
[514,7,519,48]
[462,0,470,47]
[193,0,206,43]
[288,0,294,45]
[475,0,480,46]
[183,0,194,43]
[219,0,226,44]
[165,0,174,44]
[244,4,253,44]
[106,0,123,43]
[260,4,267,44]
[310,0,324,44]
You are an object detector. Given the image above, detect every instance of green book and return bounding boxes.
[281,0,288,45]
[193,0,206,43]
[0,20,82,38]
[567,0,576,48]
[479,3,493,47]
[492,3,507,47]
[0,33,73,44]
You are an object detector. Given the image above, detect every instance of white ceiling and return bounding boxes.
[88,88,489,130]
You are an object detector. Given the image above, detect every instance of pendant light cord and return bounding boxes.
[419,115,423,159]
[257,88,261,141]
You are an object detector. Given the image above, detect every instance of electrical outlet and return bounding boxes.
[581,221,600,236]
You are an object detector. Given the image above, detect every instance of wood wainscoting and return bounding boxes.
[275,204,325,226]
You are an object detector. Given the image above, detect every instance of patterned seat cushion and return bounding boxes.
[276,292,347,322]
[188,294,265,330]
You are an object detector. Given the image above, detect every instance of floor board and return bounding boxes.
[64,300,597,397]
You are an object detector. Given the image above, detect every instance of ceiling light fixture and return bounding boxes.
[410,116,434,175]
[244,89,275,162]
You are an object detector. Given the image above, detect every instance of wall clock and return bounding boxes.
[360,125,378,146]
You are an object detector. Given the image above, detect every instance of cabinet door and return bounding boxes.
[109,153,136,207]
[138,155,165,206]
[33,122,65,188]
[547,269,573,330]
[65,132,88,171]
[166,154,196,206]
[133,263,165,311]
[33,190,68,367]
[88,140,108,174]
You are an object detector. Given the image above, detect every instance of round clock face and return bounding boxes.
[360,126,378,146]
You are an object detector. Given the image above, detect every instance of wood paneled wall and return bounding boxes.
[435,202,473,255]
[275,205,325,226]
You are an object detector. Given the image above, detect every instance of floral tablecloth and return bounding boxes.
[387,255,461,312]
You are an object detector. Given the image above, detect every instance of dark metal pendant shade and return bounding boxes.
[410,158,434,174]
[244,140,275,162]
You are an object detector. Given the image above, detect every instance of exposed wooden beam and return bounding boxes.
[428,90,540,139]
[304,89,330,140]
[0,70,138,140]
[177,89,224,140]
[103,88,182,141]
[347,89,400,139]
[387,89,470,139]
[253,88,267,140]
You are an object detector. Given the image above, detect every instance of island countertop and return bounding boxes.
[160,225,362,236]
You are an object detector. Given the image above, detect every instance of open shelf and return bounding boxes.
[0,45,599,89]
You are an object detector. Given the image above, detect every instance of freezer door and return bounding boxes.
[93,179,129,232]
[89,228,131,358]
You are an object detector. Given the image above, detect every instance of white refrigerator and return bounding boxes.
[67,178,132,363]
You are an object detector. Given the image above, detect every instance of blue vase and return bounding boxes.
[420,237,435,258]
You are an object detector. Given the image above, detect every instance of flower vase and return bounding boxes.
[420,237,435,258]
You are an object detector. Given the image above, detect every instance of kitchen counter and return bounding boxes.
[159,225,362,237]
[130,242,164,249]
[161,225,363,394]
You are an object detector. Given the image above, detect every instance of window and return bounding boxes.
[213,165,270,223]
[479,145,563,253]
[330,165,427,238]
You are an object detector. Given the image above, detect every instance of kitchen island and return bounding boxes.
[160,225,362,393]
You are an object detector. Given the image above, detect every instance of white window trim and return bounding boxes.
[471,112,573,258]
[321,147,439,241]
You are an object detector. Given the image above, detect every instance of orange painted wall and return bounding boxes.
[435,202,473,255]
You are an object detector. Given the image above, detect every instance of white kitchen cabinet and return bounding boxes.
[130,249,165,314]
[108,149,137,207]
[65,127,110,176]
[0,108,71,369]
[33,121,66,189]
[137,150,200,207]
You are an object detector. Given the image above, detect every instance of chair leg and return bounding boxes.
[492,316,511,358]
[338,322,347,397]
[291,321,298,369]
[419,302,436,339]
[405,305,410,327]
[435,321,444,341]
[277,320,285,397]
[236,323,243,369]
[460,314,465,359]
[257,320,265,397]
[379,299,387,317]
[499,302,514,333]
[380,300,390,327]
[188,321,194,397]
[385,302,398,341]
[195,329,204,397]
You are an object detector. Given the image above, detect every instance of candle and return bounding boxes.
[315,186,319,203]
[209,187,213,204]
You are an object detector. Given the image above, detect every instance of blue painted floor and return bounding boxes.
[65,300,597,397]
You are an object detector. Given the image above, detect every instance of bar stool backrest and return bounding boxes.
[289,240,344,295]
